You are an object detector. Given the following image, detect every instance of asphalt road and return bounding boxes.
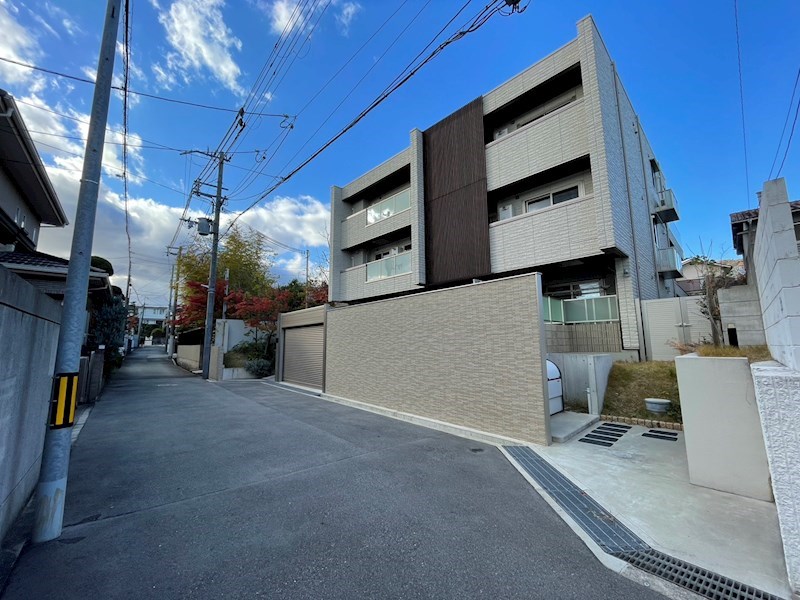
[2,346,662,599]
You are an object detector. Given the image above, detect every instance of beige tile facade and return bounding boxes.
[325,273,551,445]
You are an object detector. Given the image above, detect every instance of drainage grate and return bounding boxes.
[504,446,647,554]
[578,422,630,447]
[504,446,780,600]
[642,432,678,442]
[616,549,780,600]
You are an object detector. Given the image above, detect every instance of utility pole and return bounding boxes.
[166,267,173,353]
[305,249,310,309]
[222,267,230,319]
[32,0,120,543]
[137,303,145,341]
[201,152,225,379]
[167,246,181,357]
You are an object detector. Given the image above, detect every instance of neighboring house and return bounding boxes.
[329,15,683,357]
[719,196,800,346]
[0,91,69,542]
[676,259,743,296]
[138,305,169,327]
[0,250,112,301]
[0,90,68,251]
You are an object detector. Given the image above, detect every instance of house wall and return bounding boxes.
[718,285,766,346]
[544,322,622,353]
[0,167,40,249]
[325,273,551,445]
[752,178,800,370]
[0,265,61,541]
[578,16,677,349]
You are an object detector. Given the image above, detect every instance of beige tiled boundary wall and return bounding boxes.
[325,273,551,445]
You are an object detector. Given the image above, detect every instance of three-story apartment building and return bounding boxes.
[329,16,683,355]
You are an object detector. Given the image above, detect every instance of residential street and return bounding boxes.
[2,347,661,599]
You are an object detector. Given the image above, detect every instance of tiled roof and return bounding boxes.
[730,200,800,224]
[0,250,108,274]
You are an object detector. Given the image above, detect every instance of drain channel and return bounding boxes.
[504,446,781,600]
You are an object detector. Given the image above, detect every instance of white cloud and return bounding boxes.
[260,0,306,36]
[152,0,244,96]
[334,1,360,35]
[0,2,45,88]
[227,194,330,251]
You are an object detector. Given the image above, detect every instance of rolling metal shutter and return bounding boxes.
[282,325,324,390]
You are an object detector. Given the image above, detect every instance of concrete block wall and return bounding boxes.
[0,266,61,542]
[718,285,766,346]
[753,178,800,370]
[326,273,551,445]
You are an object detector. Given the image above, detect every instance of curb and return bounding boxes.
[601,414,683,431]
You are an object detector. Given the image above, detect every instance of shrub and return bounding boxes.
[245,358,272,378]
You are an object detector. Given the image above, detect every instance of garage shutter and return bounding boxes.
[283,325,324,390]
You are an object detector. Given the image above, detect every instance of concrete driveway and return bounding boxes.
[2,346,662,599]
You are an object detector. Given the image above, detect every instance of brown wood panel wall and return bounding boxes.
[423,98,490,285]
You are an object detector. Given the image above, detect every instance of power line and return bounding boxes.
[769,67,800,180]
[0,55,293,117]
[26,127,183,151]
[225,0,525,235]
[733,0,751,207]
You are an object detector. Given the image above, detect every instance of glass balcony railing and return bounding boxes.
[365,252,412,282]
[542,295,619,324]
[366,188,411,225]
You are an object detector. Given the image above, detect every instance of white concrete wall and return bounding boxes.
[0,266,61,541]
[547,352,613,414]
[674,354,772,502]
[751,362,800,598]
[753,178,800,370]
[176,345,201,371]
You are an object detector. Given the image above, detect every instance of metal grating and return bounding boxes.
[578,422,631,447]
[616,549,780,600]
[505,446,781,600]
[504,446,647,554]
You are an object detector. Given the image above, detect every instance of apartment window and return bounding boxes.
[366,188,411,225]
[525,185,580,213]
[546,280,603,300]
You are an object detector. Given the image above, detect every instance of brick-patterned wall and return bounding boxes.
[483,40,580,113]
[485,100,589,192]
[490,194,602,272]
[326,274,551,445]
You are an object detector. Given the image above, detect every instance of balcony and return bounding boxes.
[366,252,412,282]
[338,259,414,302]
[485,98,588,192]
[653,188,679,223]
[489,194,601,273]
[657,246,683,279]
[340,189,412,250]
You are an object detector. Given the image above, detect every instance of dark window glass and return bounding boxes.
[552,186,580,204]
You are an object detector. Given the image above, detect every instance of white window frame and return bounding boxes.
[525,183,583,214]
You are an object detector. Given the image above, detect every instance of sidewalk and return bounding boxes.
[1,347,661,599]
[514,421,790,599]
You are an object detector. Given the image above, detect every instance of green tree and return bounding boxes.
[177,224,275,301]
[90,295,127,349]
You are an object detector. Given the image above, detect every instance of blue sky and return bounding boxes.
[1,0,798,305]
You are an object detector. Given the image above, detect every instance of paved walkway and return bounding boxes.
[2,347,662,599]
